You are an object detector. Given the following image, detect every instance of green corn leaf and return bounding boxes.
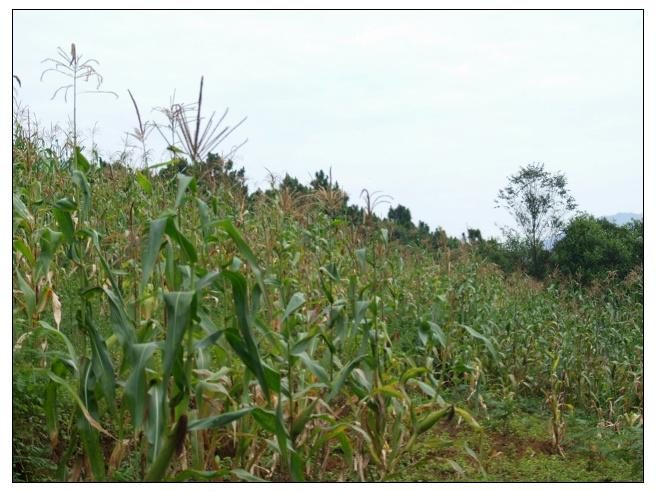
[413,379,436,398]
[103,287,136,349]
[15,269,35,321]
[165,242,176,289]
[274,398,290,469]
[74,147,90,172]
[290,331,317,356]
[401,367,428,385]
[171,469,230,482]
[196,198,210,241]
[145,159,175,170]
[295,351,330,384]
[327,354,367,402]
[231,469,269,482]
[13,239,35,267]
[79,358,97,418]
[252,407,277,434]
[37,322,78,372]
[215,219,262,282]
[71,170,91,217]
[420,320,446,348]
[47,371,113,439]
[351,368,372,393]
[140,216,168,294]
[187,407,254,431]
[230,256,243,272]
[165,217,198,263]
[195,271,220,292]
[446,459,465,476]
[35,228,63,281]
[416,406,453,435]
[318,273,334,304]
[13,193,33,223]
[171,350,189,400]
[283,292,305,322]
[224,328,273,397]
[77,359,106,481]
[355,248,367,270]
[85,319,116,412]
[78,226,101,250]
[262,363,281,394]
[135,171,152,194]
[44,357,70,450]
[88,232,129,300]
[162,291,195,386]
[197,309,219,334]
[454,407,482,431]
[194,329,226,350]
[222,270,269,399]
[174,173,195,209]
[146,382,166,463]
[372,384,404,400]
[291,398,319,439]
[354,300,370,326]
[55,196,77,211]
[125,342,158,429]
[77,411,105,480]
[53,207,75,244]
[338,431,354,468]
[461,324,498,361]
[311,423,349,450]
[290,449,305,482]
[145,415,188,482]
[428,321,447,348]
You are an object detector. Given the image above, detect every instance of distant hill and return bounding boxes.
[603,212,643,226]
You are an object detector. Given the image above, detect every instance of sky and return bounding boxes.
[12,10,643,238]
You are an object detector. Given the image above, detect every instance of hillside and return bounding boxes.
[12,143,643,482]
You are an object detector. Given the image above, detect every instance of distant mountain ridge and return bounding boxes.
[603,212,643,225]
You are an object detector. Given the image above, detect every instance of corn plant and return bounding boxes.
[544,356,573,456]
[173,76,247,163]
[40,43,117,161]
[12,119,643,482]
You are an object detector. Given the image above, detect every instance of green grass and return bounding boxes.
[13,369,59,482]
[384,402,642,482]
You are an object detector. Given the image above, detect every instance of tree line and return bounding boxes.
[88,149,643,285]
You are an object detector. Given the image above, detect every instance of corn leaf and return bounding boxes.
[140,216,168,294]
[187,407,253,431]
[162,291,195,386]
[125,342,158,429]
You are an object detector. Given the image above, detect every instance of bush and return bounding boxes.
[551,214,643,283]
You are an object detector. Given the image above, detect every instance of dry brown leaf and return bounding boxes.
[52,291,61,329]
[108,439,130,474]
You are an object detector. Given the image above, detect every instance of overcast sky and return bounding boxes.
[12,10,642,238]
